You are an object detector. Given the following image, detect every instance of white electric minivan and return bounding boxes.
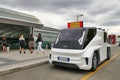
[49,27,111,71]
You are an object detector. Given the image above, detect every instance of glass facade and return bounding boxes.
[0,23,59,49]
[0,23,30,49]
[33,27,59,49]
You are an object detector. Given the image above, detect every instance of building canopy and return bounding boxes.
[0,7,42,27]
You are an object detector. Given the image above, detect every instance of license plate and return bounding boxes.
[57,57,70,62]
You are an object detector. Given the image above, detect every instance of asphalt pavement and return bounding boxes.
[88,53,120,80]
[0,46,119,80]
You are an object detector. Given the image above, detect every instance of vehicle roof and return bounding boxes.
[61,27,105,31]
[61,27,96,31]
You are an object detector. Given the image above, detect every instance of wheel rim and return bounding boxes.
[93,55,97,68]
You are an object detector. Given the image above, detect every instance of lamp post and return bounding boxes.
[77,14,83,21]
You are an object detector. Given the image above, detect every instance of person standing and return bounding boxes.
[28,34,34,53]
[19,34,26,54]
[36,33,44,54]
[2,36,7,53]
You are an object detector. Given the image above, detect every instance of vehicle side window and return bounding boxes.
[83,29,96,48]
[104,32,107,42]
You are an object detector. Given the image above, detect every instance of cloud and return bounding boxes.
[0,0,120,34]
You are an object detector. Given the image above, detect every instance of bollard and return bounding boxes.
[7,47,10,53]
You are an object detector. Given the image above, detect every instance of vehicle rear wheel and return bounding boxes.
[91,52,98,71]
[107,47,111,60]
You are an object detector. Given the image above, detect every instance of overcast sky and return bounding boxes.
[0,0,120,34]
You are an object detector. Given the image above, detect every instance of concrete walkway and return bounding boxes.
[0,49,50,75]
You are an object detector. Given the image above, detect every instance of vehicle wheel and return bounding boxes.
[107,47,111,60]
[91,53,98,71]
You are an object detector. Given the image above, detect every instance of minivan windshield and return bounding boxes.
[59,29,85,41]
[53,28,86,49]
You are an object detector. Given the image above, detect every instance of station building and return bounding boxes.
[0,7,59,49]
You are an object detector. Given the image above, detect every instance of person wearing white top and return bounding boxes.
[36,33,44,54]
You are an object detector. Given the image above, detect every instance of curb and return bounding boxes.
[0,61,49,76]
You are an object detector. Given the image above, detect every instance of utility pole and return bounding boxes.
[77,14,83,21]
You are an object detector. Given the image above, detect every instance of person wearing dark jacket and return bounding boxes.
[19,34,26,54]
[36,33,44,54]
[28,34,34,53]
[2,36,7,53]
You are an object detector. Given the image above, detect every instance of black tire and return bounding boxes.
[107,47,111,60]
[91,52,98,71]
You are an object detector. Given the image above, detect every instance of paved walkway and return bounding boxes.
[0,49,50,75]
